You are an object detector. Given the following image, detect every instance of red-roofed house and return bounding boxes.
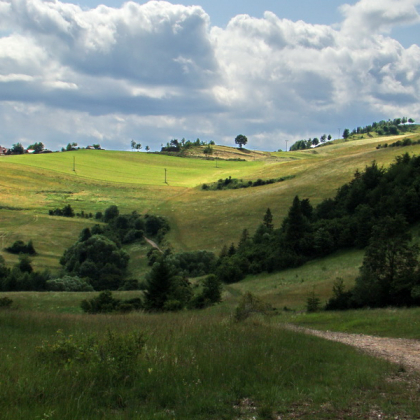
[0,146,9,155]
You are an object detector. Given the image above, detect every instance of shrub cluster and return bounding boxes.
[49,204,75,217]
[160,137,213,154]
[0,255,50,291]
[81,290,142,313]
[290,134,331,150]
[59,206,170,291]
[149,250,217,277]
[343,117,415,139]
[202,175,294,191]
[234,292,274,322]
[5,240,36,255]
[49,204,96,219]
[376,137,420,149]
[96,206,169,244]
[143,257,222,311]
[60,234,130,290]
[1,205,171,292]
[46,275,94,292]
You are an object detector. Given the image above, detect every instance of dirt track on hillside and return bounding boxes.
[144,237,163,253]
[285,324,420,372]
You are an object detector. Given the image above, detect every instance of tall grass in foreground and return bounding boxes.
[0,309,418,419]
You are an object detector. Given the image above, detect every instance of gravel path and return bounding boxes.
[285,324,420,372]
[144,236,163,253]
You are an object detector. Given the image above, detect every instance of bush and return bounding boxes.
[201,274,222,304]
[143,259,193,311]
[5,240,36,255]
[46,275,94,292]
[234,292,273,322]
[119,278,139,290]
[202,176,294,191]
[122,229,143,244]
[104,205,119,222]
[0,296,13,308]
[306,288,321,313]
[81,291,143,314]
[325,278,353,310]
[60,234,129,290]
[216,257,244,284]
[49,204,75,217]
[190,274,223,309]
[166,250,217,277]
[144,214,170,237]
[163,299,184,311]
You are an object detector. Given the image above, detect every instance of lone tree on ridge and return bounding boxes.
[235,134,248,149]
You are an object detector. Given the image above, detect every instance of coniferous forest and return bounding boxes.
[217,153,420,308]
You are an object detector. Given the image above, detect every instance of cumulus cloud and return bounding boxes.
[340,0,420,38]
[0,0,419,151]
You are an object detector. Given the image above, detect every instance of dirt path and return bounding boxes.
[144,237,163,253]
[285,324,420,373]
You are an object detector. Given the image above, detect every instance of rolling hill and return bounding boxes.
[2,130,420,266]
[2,129,420,420]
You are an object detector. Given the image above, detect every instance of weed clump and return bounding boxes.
[0,296,13,308]
[234,292,273,322]
[36,329,145,382]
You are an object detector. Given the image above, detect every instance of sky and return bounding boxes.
[0,0,420,152]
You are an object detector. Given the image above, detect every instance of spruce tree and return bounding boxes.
[228,243,236,256]
[143,259,174,311]
[201,274,222,304]
[238,229,250,251]
[283,196,308,250]
[263,208,274,230]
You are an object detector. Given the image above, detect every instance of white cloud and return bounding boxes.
[340,0,420,38]
[0,0,419,152]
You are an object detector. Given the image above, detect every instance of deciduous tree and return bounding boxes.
[235,134,248,149]
[353,216,420,307]
[11,143,24,154]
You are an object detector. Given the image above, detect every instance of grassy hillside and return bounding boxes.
[1,130,420,273]
[2,131,420,419]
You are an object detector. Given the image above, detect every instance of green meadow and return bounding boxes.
[2,131,420,418]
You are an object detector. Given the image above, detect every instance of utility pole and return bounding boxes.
[0,232,6,250]
[164,168,167,184]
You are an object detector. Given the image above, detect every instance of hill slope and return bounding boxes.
[1,130,420,272]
